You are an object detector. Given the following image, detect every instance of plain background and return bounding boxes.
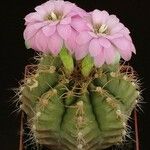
[1,0,150,149]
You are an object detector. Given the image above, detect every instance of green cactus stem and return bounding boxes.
[19,53,140,150]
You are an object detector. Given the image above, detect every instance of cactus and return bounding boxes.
[19,52,140,150]
[19,1,141,149]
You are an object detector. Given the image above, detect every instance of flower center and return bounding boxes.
[45,11,63,21]
[94,24,109,35]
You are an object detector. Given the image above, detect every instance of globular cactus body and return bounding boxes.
[19,54,140,150]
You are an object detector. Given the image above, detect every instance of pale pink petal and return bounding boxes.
[63,2,75,16]
[111,23,124,34]
[68,7,87,18]
[92,10,109,24]
[76,32,92,45]
[99,37,111,48]
[32,38,39,50]
[35,30,48,52]
[27,36,38,50]
[57,24,71,40]
[94,50,105,67]
[42,25,56,37]
[106,15,119,28]
[112,37,131,51]
[75,44,89,60]
[24,25,37,40]
[99,10,109,24]
[85,13,94,30]
[71,16,88,32]
[43,1,54,13]
[60,17,71,25]
[87,22,94,31]
[106,33,123,40]
[122,33,132,41]
[88,31,98,38]
[117,47,132,61]
[25,12,42,23]
[73,6,87,17]
[92,9,102,24]
[112,37,133,60]
[65,29,77,54]
[89,39,102,57]
[35,6,47,16]
[120,27,130,35]
[54,1,63,11]
[48,21,59,26]
[48,32,63,55]
[24,22,48,40]
[131,43,136,54]
[33,21,48,30]
[103,46,115,64]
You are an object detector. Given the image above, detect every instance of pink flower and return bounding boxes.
[76,9,136,66]
[24,0,87,55]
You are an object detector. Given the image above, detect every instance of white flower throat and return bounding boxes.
[46,11,62,21]
[50,12,58,20]
[94,24,108,35]
[99,24,108,34]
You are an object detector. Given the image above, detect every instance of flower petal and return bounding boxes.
[112,37,132,60]
[24,22,48,40]
[103,46,115,64]
[48,32,63,55]
[57,24,71,40]
[43,1,54,13]
[68,6,86,18]
[54,0,64,11]
[131,43,136,54]
[89,39,102,57]
[34,21,48,30]
[24,12,42,24]
[75,44,89,60]
[35,5,47,16]
[71,16,88,32]
[63,2,75,16]
[92,10,109,24]
[106,15,119,28]
[65,29,77,54]
[120,27,130,35]
[99,10,109,24]
[117,48,132,61]
[42,25,56,37]
[94,50,105,67]
[99,37,111,48]
[92,9,102,24]
[35,30,48,52]
[60,17,71,25]
[112,37,131,51]
[27,36,38,50]
[24,25,37,41]
[76,32,92,45]
[106,33,123,40]
[111,23,124,34]
[88,31,98,38]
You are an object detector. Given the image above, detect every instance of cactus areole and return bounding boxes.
[18,0,140,149]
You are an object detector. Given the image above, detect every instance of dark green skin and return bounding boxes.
[20,54,139,150]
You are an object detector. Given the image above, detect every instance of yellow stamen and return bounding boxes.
[51,12,57,20]
[99,24,108,33]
